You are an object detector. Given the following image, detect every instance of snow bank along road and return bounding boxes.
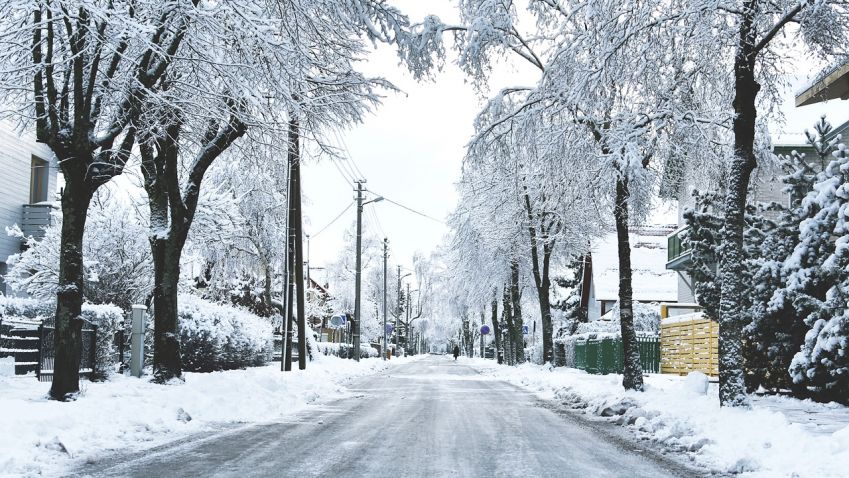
[81,355,703,478]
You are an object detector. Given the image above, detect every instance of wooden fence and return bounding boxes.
[660,314,718,376]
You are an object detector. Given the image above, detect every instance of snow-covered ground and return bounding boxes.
[467,358,849,478]
[0,356,416,477]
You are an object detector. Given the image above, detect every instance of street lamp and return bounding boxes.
[405,286,419,356]
[395,271,411,352]
[353,180,382,362]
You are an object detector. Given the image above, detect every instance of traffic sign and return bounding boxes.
[480,325,491,335]
[522,325,529,335]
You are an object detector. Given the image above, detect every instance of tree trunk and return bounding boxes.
[151,235,184,381]
[263,260,273,316]
[615,176,643,391]
[502,285,514,365]
[523,193,554,364]
[718,17,760,407]
[538,280,552,365]
[49,180,93,400]
[491,292,502,364]
[510,259,525,364]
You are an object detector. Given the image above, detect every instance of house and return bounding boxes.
[581,225,679,320]
[666,87,849,303]
[0,123,58,295]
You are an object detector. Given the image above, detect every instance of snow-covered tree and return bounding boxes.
[787,142,849,402]
[6,188,152,310]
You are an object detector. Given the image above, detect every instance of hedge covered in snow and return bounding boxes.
[178,294,273,372]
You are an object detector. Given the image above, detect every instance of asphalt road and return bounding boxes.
[80,355,702,478]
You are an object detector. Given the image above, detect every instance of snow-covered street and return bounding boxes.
[78,355,696,478]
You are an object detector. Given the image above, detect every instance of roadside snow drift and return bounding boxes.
[0,356,404,477]
[468,359,849,478]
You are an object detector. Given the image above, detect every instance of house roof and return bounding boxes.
[773,76,849,146]
[796,59,849,107]
[590,226,678,303]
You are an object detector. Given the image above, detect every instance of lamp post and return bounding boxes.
[383,238,388,360]
[406,286,419,356]
[396,270,411,352]
[353,181,382,362]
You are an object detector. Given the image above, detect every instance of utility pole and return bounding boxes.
[290,115,307,370]
[281,134,292,372]
[351,184,382,362]
[395,265,402,351]
[383,238,388,361]
[305,234,311,292]
[353,180,365,362]
[406,283,411,356]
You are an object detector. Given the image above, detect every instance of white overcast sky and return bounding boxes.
[302,0,535,271]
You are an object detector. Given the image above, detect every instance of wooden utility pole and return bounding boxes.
[290,116,307,370]
[353,181,365,362]
[395,265,402,350]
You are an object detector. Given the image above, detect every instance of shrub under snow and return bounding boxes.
[573,302,661,335]
[178,294,273,372]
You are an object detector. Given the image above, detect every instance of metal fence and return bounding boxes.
[556,335,660,375]
[0,317,96,381]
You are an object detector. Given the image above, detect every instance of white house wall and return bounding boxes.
[0,123,56,293]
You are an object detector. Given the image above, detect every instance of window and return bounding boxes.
[29,156,49,203]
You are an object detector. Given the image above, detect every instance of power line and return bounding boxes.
[367,206,387,239]
[311,202,354,238]
[330,158,356,186]
[370,192,446,224]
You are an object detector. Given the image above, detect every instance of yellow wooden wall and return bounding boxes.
[660,317,719,376]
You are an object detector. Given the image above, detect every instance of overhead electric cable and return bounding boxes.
[311,202,354,238]
[369,193,446,224]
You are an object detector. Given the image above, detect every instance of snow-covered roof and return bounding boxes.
[590,226,678,303]
[772,76,849,145]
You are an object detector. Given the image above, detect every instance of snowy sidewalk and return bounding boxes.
[467,358,849,478]
[0,356,416,477]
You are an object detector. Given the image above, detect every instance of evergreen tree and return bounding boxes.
[789,143,849,402]
[683,191,725,321]
[745,122,826,393]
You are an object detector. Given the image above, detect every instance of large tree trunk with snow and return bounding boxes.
[50,180,94,399]
[140,112,246,382]
[491,291,502,364]
[718,16,760,407]
[614,176,643,392]
[150,233,185,381]
[509,259,525,364]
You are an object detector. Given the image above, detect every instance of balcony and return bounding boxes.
[666,226,692,271]
[20,203,56,244]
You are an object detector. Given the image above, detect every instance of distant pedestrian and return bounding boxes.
[453,345,460,361]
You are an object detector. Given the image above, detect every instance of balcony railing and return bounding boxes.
[20,203,56,243]
[666,226,692,270]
